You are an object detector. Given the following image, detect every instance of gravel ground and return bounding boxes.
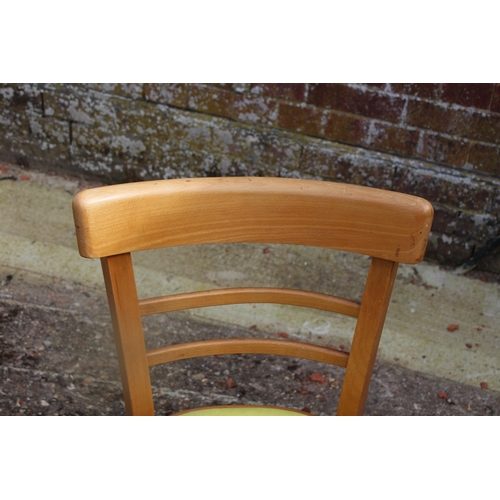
[1,271,499,416]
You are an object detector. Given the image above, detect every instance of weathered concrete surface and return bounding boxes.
[0,163,499,415]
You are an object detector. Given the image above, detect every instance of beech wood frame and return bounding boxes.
[73,177,433,416]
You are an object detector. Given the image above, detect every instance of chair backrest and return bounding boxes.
[73,177,433,415]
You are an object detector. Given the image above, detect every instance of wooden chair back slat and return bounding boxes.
[74,177,433,264]
[138,288,361,318]
[146,338,350,367]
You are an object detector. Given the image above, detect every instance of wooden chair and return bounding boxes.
[72,177,433,416]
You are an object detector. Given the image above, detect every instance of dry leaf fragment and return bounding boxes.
[308,373,327,384]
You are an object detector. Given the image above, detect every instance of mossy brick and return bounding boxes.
[277,102,328,137]
[42,87,97,124]
[307,84,406,124]
[441,84,495,110]
[181,110,304,173]
[232,84,251,93]
[415,131,470,167]
[431,205,499,241]
[160,149,270,177]
[28,115,70,146]
[71,120,167,171]
[158,148,223,179]
[168,109,216,154]
[393,166,495,212]
[476,247,500,273]
[231,94,278,126]
[466,143,500,176]
[209,84,233,90]
[144,84,189,108]
[425,232,475,265]
[82,83,144,100]
[207,120,302,173]
[406,99,500,144]
[300,141,395,189]
[68,95,170,174]
[0,104,32,138]
[0,84,43,112]
[187,84,233,118]
[70,146,162,182]
[0,130,70,171]
[250,84,306,102]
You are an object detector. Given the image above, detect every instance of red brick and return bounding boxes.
[323,111,369,145]
[231,94,278,126]
[469,113,500,144]
[406,99,500,144]
[144,84,188,107]
[300,145,395,189]
[363,84,440,99]
[389,84,441,99]
[323,113,422,159]
[251,83,306,102]
[187,84,232,118]
[467,143,500,176]
[307,84,405,123]
[277,102,327,137]
[416,132,470,167]
[441,83,495,109]
[407,99,459,133]
[491,84,500,113]
[362,121,420,157]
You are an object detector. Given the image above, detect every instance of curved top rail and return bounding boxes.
[73,177,433,263]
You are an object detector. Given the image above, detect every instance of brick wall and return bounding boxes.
[1,83,499,271]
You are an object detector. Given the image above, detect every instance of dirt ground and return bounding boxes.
[1,270,499,416]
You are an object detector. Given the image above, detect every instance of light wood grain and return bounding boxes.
[101,254,155,416]
[146,338,349,367]
[337,257,399,415]
[139,288,361,318]
[72,177,434,416]
[73,177,433,263]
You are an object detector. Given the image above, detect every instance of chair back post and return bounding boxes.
[337,257,399,415]
[101,253,155,416]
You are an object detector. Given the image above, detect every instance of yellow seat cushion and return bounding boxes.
[177,405,310,416]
